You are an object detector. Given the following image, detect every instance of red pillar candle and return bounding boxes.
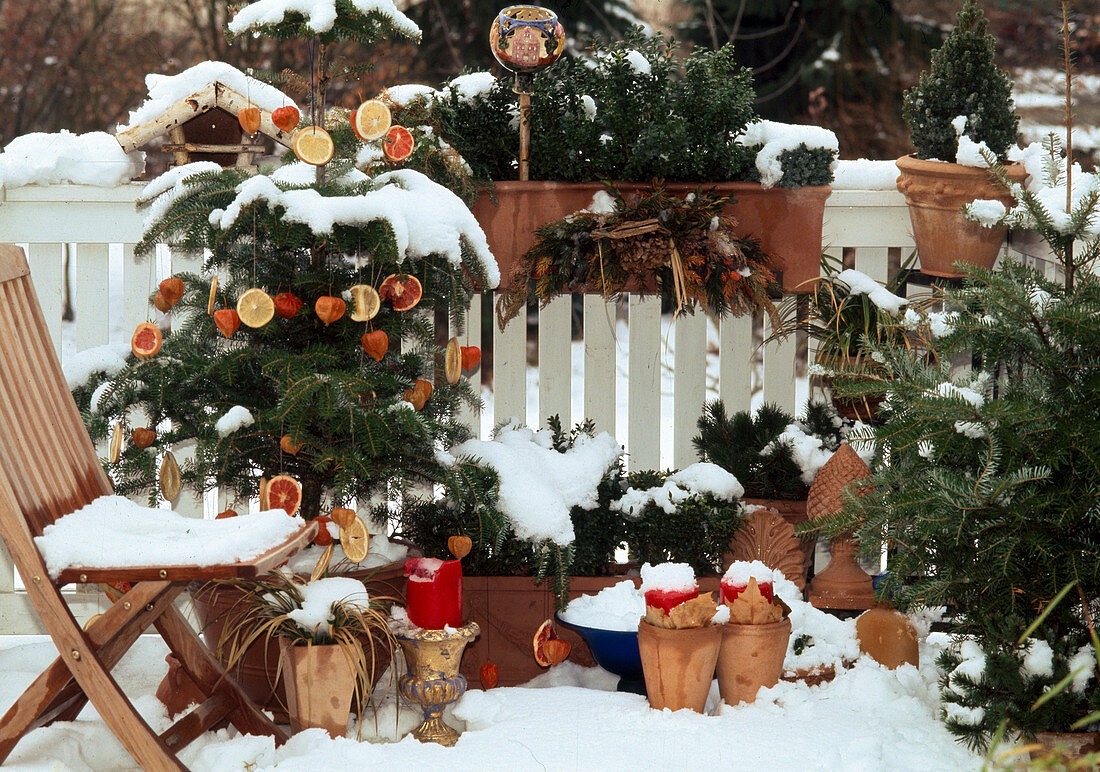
[403,557,463,629]
[644,587,700,615]
[720,578,774,604]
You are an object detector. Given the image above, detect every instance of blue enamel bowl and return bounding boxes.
[555,612,644,692]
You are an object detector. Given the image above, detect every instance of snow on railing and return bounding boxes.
[0,181,1058,633]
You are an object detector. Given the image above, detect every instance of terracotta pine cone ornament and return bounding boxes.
[806,444,876,610]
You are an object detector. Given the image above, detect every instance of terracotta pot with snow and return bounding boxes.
[636,563,723,713]
[472,181,830,294]
[715,564,792,705]
[280,639,357,738]
[895,156,1028,279]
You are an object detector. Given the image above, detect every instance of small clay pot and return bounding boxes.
[1033,730,1100,760]
[637,622,723,713]
[855,608,918,669]
[280,639,356,739]
[716,617,792,706]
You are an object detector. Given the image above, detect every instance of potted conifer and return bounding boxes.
[896,0,1027,278]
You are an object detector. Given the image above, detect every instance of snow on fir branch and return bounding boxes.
[228,0,420,40]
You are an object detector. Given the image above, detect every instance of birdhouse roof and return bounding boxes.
[115,61,296,153]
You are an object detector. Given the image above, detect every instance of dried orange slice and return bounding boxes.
[348,284,381,322]
[207,275,219,315]
[109,422,123,463]
[381,125,414,162]
[237,288,275,328]
[266,474,302,517]
[293,127,334,166]
[159,451,181,502]
[445,337,462,384]
[340,515,370,563]
[351,99,391,141]
[131,322,162,359]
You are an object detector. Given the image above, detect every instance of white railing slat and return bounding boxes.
[583,294,617,436]
[538,294,572,427]
[719,313,753,413]
[762,309,798,414]
[492,297,527,427]
[856,247,890,284]
[73,243,111,352]
[673,311,707,468]
[121,243,154,334]
[453,292,482,438]
[26,242,64,357]
[627,294,661,471]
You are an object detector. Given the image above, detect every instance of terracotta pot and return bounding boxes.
[1033,730,1100,759]
[715,617,792,706]
[816,353,886,423]
[470,182,610,290]
[637,621,722,713]
[895,156,1028,279]
[280,639,356,738]
[472,181,830,293]
[738,497,814,582]
[182,557,407,718]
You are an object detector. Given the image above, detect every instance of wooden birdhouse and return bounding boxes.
[115,82,293,169]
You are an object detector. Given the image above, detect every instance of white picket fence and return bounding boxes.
[0,182,1050,633]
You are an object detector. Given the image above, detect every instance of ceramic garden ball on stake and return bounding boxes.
[488,5,565,181]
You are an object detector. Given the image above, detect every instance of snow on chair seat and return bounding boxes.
[35,496,307,583]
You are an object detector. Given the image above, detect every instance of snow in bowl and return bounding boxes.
[555,612,644,694]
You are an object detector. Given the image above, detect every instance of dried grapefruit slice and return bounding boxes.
[237,288,275,328]
[266,474,302,517]
[348,284,381,322]
[381,125,414,162]
[379,274,422,311]
[533,619,571,667]
[293,127,334,166]
[351,99,391,141]
[131,322,162,359]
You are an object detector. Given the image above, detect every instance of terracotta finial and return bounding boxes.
[723,509,807,592]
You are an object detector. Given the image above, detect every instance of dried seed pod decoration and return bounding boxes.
[159,451,182,502]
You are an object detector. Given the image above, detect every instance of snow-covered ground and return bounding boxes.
[0,632,984,771]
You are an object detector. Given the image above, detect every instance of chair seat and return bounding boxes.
[34,496,313,584]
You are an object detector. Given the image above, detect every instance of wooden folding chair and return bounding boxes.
[0,245,316,770]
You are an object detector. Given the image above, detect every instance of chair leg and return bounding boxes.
[0,582,179,763]
[154,603,290,744]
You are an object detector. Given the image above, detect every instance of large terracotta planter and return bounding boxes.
[1033,730,1100,760]
[637,621,722,713]
[280,639,356,738]
[895,156,1028,279]
[472,181,830,293]
[184,558,407,717]
[715,617,792,706]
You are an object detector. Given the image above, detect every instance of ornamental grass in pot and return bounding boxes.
[896,0,1026,279]
[389,32,836,292]
[217,552,397,739]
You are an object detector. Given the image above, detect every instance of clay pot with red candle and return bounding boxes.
[404,557,463,629]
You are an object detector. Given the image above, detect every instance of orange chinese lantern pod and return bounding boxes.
[271,104,300,133]
[480,661,499,690]
[403,379,433,410]
[239,106,261,136]
[215,509,239,520]
[159,277,185,307]
[213,309,241,339]
[313,515,334,546]
[461,346,482,372]
[273,291,303,319]
[361,329,389,361]
[448,534,473,560]
[329,507,357,529]
[152,292,173,313]
[315,295,346,326]
[280,434,302,455]
[132,427,156,449]
[131,322,162,359]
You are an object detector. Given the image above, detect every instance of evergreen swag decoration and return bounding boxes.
[495,186,779,328]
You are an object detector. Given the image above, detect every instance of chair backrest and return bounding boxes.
[0,245,112,537]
